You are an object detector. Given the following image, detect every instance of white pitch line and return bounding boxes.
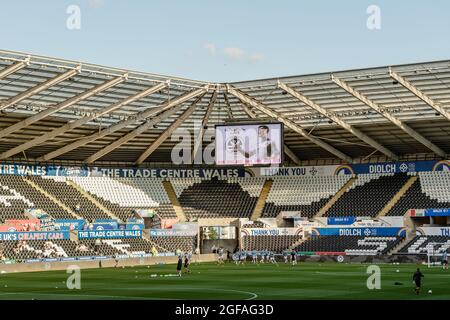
[0,288,257,300]
[0,291,177,300]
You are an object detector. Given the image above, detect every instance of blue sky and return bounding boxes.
[0,0,449,82]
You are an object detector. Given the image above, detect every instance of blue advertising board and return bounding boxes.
[54,219,85,231]
[149,229,197,237]
[424,208,450,216]
[327,217,356,225]
[0,231,70,241]
[0,163,245,178]
[0,160,448,180]
[349,160,450,175]
[92,220,118,230]
[78,229,142,239]
[126,223,144,230]
[312,227,404,237]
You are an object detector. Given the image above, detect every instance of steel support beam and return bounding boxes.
[223,92,234,119]
[85,104,187,164]
[0,75,127,139]
[0,81,169,160]
[135,94,205,165]
[227,85,353,163]
[192,90,217,162]
[278,81,399,160]
[332,75,447,157]
[389,69,450,122]
[0,59,29,80]
[0,66,81,111]
[239,100,301,165]
[37,86,209,162]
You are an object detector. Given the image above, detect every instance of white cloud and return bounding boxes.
[223,47,245,60]
[203,44,264,64]
[204,43,216,55]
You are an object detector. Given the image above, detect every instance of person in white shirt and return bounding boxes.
[236,126,279,164]
[442,251,448,270]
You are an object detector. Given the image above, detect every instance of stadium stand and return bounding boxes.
[0,176,72,220]
[28,176,111,221]
[242,235,301,253]
[0,239,90,261]
[387,172,450,216]
[262,175,351,218]
[325,173,410,217]
[68,177,176,221]
[293,236,403,255]
[0,184,33,221]
[78,238,156,256]
[399,235,450,254]
[1,50,450,272]
[175,178,258,219]
[149,235,197,253]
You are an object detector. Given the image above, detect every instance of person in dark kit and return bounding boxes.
[177,255,183,277]
[184,254,190,274]
[226,250,231,262]
[291,251,297,266]
[412,268,424,294]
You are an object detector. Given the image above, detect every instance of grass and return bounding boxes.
[0,261,448,300]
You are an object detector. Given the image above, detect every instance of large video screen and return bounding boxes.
[215,123,283,166]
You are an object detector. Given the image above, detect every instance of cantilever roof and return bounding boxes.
[0,49,449,165]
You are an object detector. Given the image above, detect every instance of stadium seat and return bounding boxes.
[325,173,410,217]
[261,175,351,218]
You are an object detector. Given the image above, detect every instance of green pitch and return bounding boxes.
[0,262,448,300]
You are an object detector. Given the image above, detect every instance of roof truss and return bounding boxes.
[331,75,447,157]
[135,93,206,165]
[278,81,399,160]
[389,68,450,122]
[226,84,353,163]
[0,81,169,160]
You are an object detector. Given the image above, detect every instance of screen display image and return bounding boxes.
[215,123,283,166]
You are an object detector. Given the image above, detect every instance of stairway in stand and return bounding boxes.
[251,179,273,221]
[377,175,418,217]
[162,180,187,222]
[315,177,356,218]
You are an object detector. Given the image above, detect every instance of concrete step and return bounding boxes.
[251,180,273,221]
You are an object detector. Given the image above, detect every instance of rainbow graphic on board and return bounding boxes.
[334,165,354,176]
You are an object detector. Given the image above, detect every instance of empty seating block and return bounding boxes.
[69,177,176,220]
[294,236,402,255]
[388,172,450,216]
[80,238,154,256]
[0,176,71,220]
[0,183,33,221]
[150,236,196,254]
[326,173,410,217]
[0,239,85,261]
[399,236,450,254]
[176,178,258,219]
[262,175,351,218]
[242,235,301,253]
[226,177,266,197]
[29,176,111,221]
